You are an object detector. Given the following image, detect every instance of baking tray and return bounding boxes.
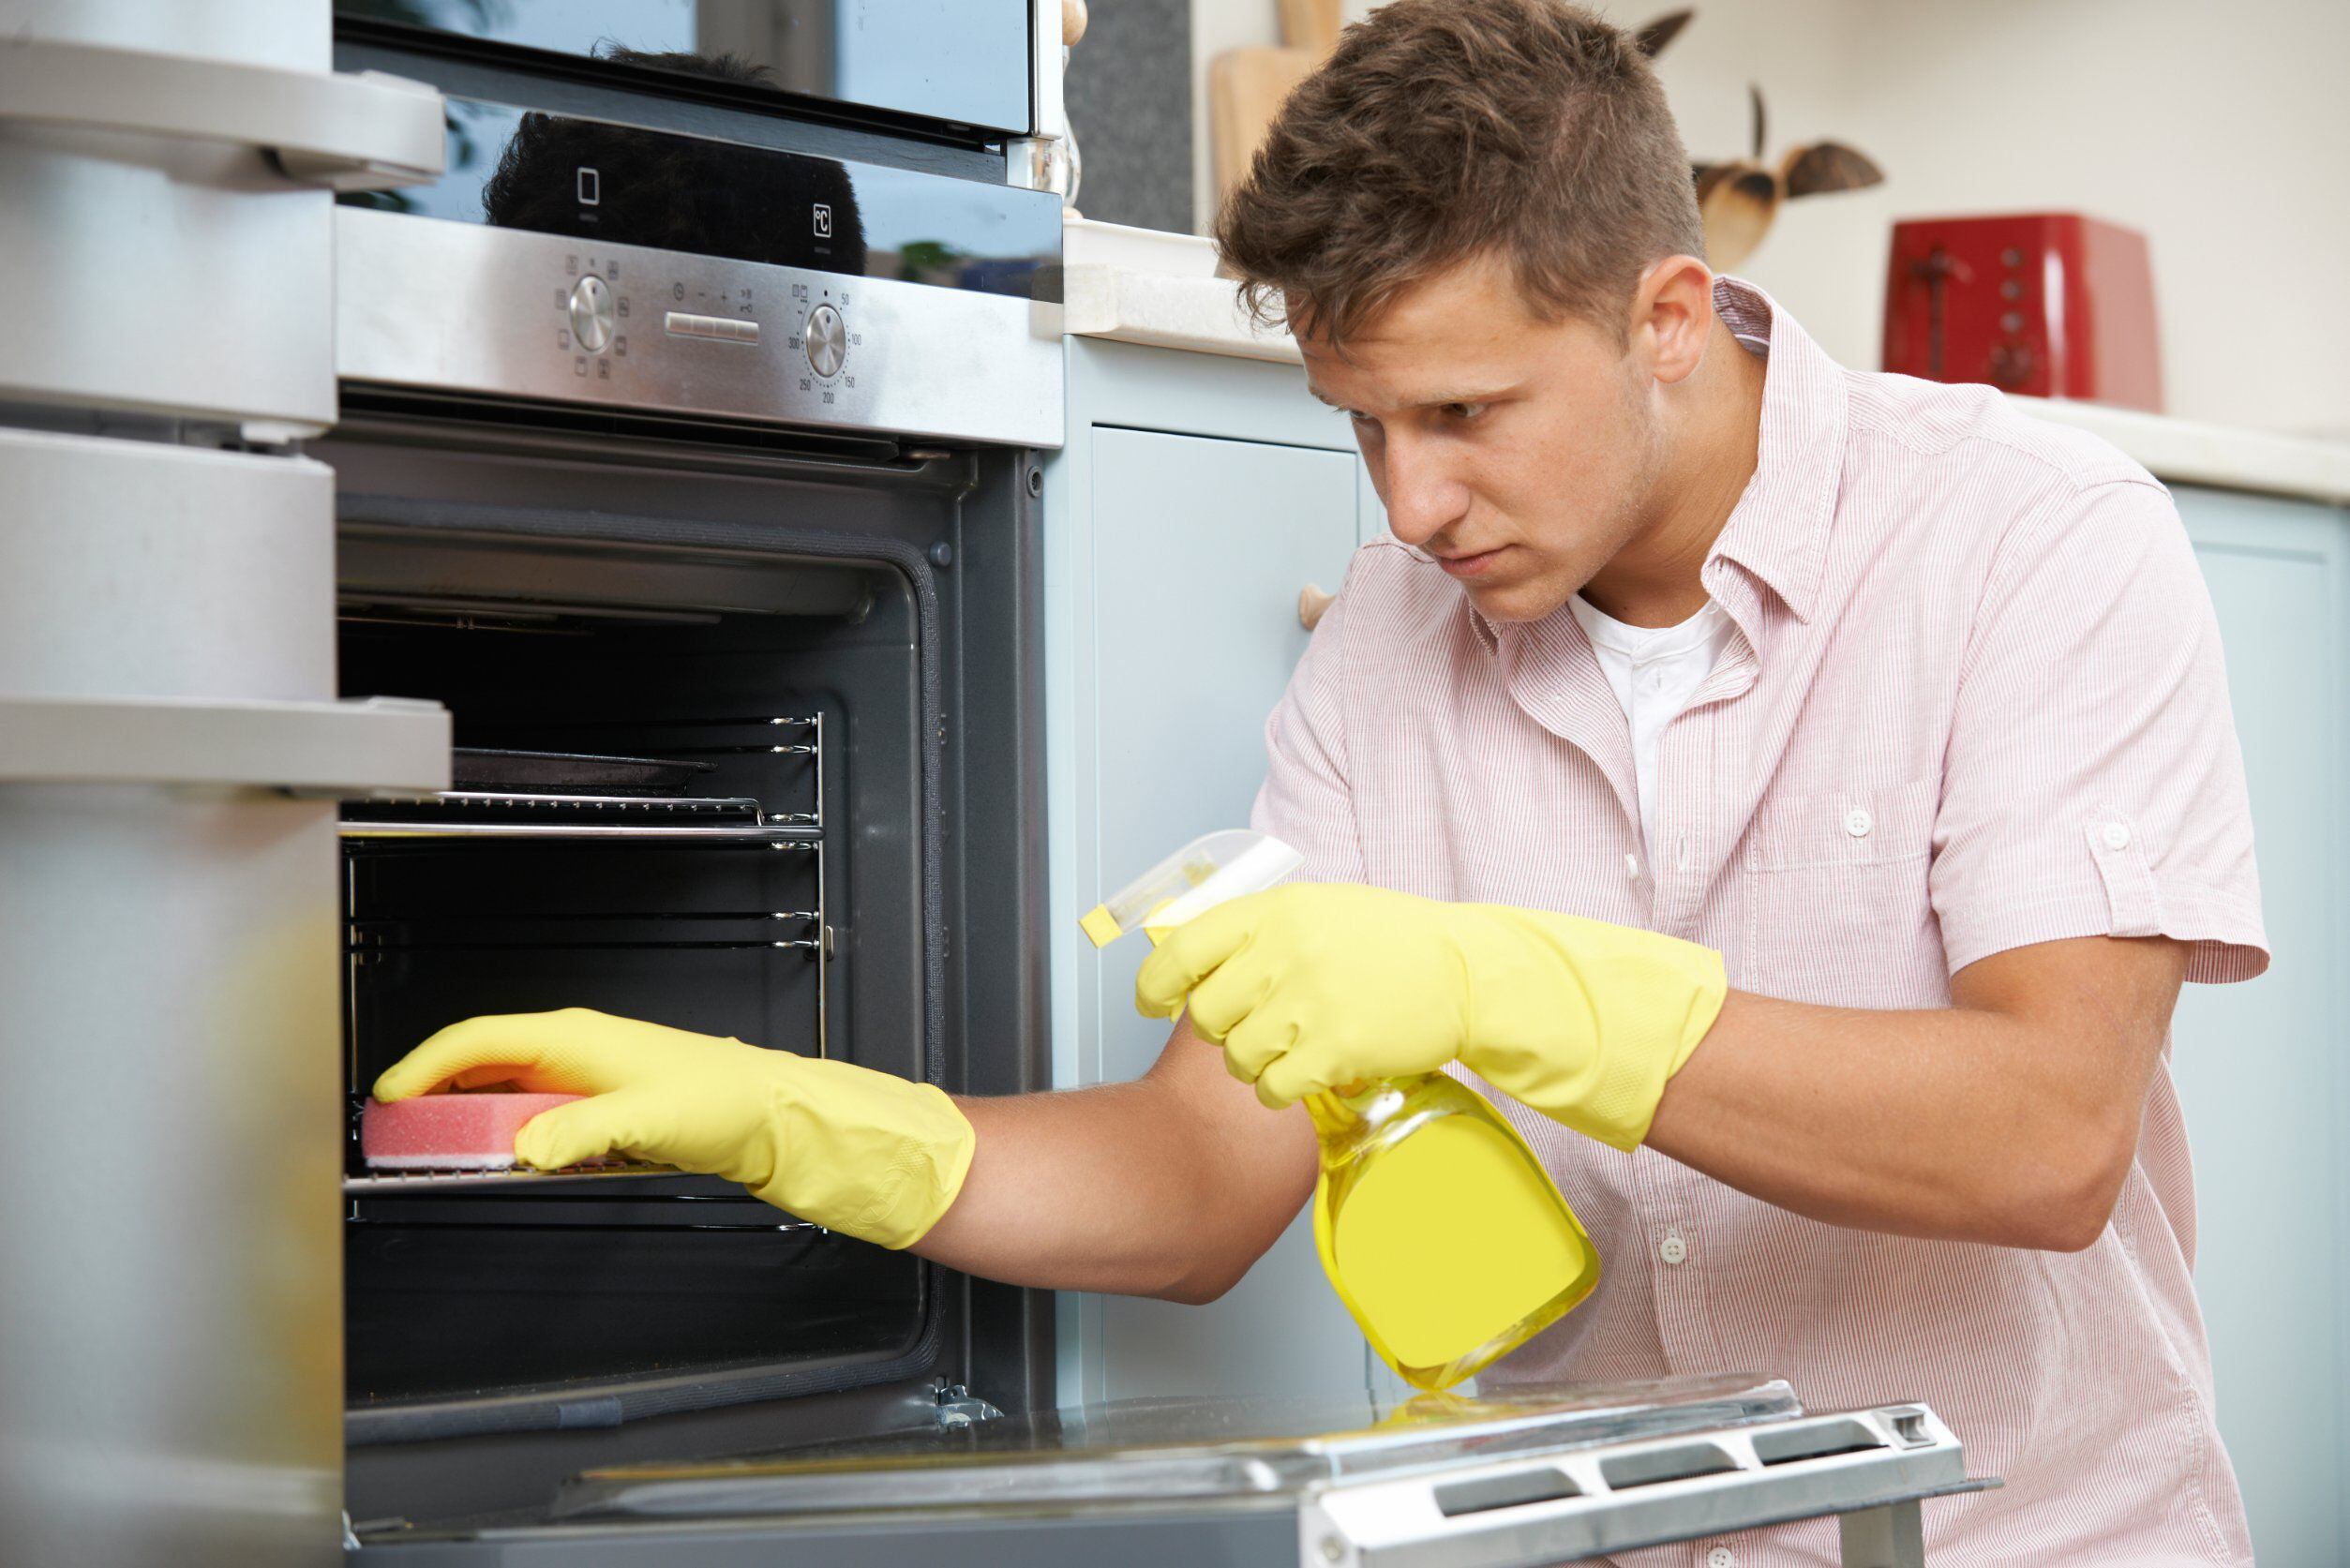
[449,747,717,796]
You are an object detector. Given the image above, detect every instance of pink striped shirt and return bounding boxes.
[1253,278,2267,1565]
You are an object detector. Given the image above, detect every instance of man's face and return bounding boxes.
[1298,251,1666,624]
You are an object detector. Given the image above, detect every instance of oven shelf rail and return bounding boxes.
[338,714,825,842]
[341,1163,826,1234]
[343,1160,678,1194]
[347,906,827,955]
[338,797,821,843]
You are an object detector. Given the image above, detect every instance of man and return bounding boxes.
[379,2,2265,1561]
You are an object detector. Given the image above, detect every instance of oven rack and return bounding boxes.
[458,714,827,826]
[343,1161,677,1194]
[338,794,820,842]
[348,906,827,955]
[346,1216,821,1236]
[343,1166,826,1234]
[341,713,825,841]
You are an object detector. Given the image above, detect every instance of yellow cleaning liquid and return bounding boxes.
[1083,829,1604,1393]
[1308,1073,1601,1391]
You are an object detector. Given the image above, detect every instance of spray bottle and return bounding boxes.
[1083,829,1602,1390]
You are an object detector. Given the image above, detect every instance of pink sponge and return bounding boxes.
[361,1093,585,1171]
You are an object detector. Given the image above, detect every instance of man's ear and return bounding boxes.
[1630,255,1715,386]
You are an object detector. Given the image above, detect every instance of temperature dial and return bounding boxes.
[569,275,615,353]
[804,303,846,379]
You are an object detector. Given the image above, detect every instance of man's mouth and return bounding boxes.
[1435,545,1510,579]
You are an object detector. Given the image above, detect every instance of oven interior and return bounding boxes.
[323,423,1044,1478]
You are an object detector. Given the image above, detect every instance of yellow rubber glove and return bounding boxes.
[1134,885,1727,1151]
[372,1008,975,1250]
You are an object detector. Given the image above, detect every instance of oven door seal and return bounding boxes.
[336,491,953,1446]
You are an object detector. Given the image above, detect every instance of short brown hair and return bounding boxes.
[1215,0,1703,349]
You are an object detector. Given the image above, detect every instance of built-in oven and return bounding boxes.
[314,22,1064,1535]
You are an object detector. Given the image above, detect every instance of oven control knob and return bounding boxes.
[569,275,615,353]
[805,303,847,379]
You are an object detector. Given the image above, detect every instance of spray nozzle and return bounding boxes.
[1079,829,1304,948]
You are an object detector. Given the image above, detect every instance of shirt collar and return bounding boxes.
[1700,275,1849,626]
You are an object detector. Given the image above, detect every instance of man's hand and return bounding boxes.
[1134,884,1727,1150]
[374,1008,974,1249]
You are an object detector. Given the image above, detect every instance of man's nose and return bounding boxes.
[1377,434,1470,548]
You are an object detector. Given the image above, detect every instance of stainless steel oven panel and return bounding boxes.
[336,206,1064,449]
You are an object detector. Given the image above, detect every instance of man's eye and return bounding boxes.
[1443,402,1489,422]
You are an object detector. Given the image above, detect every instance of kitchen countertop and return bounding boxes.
[1063,216,2350,509]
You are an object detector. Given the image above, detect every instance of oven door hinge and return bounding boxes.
[931,1381,1006,1429]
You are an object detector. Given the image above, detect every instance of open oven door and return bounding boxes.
[345,1375,1985,1567]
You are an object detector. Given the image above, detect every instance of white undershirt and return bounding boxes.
[1565,594,1737,858]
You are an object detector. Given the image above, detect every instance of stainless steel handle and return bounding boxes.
[1300,583,1337,631]
[0,694,450,797]
[0,37,443,191]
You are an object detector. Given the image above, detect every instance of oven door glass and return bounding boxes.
[543,1376,1803,1522]
[336,0,1032,136]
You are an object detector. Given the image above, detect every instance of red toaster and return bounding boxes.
[1882,214,2163,411]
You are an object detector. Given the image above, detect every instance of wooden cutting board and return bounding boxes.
[1209,0,1342,205]
[1279,0,1341,55]
[1208,46,1319,202]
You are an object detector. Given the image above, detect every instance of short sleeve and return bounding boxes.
[1250,560,1367,886]
[1931,478,2267,983]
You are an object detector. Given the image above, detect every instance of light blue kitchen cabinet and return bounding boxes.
[1042,336,1378,1407]
[2172,486,2350,1566]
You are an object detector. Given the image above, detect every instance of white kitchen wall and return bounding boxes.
[1189,0,2350,438]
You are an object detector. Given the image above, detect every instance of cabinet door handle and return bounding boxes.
[0,694,450,797]
[0,37,444,192]
[1298,584,1336,631]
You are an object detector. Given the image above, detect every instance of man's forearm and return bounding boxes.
[1645,994,2118,1247]
[912,1049,1316,1302]
[1643,937,2184,1250]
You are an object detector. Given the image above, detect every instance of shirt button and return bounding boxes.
[2103,821,2132,850]
[1659,1232,1688,1266]
[1707,1548,1737,1568]
[1844,806,1873,838]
